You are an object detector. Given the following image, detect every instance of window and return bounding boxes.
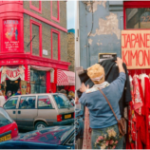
[53,94,73,109]
[126,8,150,29]
[19,96,36,109]
[30,20,42,56]
[0,108,13,127]
[51,29,60,60]
[30,69,46,93]
[38,95,53,109]
[30,1,42,13]
[51,1,60,22]
[3,97,18,109]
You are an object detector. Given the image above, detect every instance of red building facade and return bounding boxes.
[0,1,74,95]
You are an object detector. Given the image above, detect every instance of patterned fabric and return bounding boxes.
[82,107,92,149]
[92,124,123,149]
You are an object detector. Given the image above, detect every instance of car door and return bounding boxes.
[37,95,57,125]
[16,96,38,128]
[3,97,19,121]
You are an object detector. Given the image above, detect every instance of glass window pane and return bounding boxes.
[19,96,36,109]
[53,94,73,109]
[4,97,18,109]
[126,8,150,29]
[38,95,53,109]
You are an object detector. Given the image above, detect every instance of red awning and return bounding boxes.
[57,70,75,86]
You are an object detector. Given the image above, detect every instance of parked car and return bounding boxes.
[0,107,18,143]
[3,93,74,130]
[0,125,75,149]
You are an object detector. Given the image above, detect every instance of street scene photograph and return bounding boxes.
[0,0,76,149]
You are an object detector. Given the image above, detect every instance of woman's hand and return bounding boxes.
[115,57,125,73]
[80,83,89,93]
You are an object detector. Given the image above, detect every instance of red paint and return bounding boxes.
[23,9,67,33]
[30,19,42,57]
[46,71,51,93]
[51,29,61,60]
[30,1,42,13]
[51,1,60,23]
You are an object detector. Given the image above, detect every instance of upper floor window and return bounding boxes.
[51,1,60,22]
[30,1,42,13]
[51,29,60,60]
[30,20,42,57]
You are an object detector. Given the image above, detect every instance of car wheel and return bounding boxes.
[34,121,47,130]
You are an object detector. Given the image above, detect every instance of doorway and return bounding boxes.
[6,79,20,95]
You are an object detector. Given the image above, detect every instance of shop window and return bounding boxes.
[38,95,53,109]
[126,8,150,29]
[30,20,42,56]
[19,96,36,109]
[51,29,60,60]
[51,1,60,22]
[124,1,150,29]
[30,70,46,94]
[3,97,18,109]
[30,1,42,13]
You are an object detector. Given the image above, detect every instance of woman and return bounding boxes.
[5,91,12,100]
[79,57,126,149]
[0,90,5,107]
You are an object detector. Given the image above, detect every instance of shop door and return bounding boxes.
[6,79,20,94]
[16,96,38,129]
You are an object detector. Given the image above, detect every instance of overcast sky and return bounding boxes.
[67,1,76,30]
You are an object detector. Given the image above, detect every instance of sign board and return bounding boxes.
[21,80,27,95]
[122,30,150,69]
[43,49,48,55]
[3,20,20,52]
[98,53,117,62]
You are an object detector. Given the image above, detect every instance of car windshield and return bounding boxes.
[53,94,73,109]
[60,125,74,144]
[0,108,13,127]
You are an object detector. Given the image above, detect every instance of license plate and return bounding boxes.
[0,134,11,142]
[64,114,71,119]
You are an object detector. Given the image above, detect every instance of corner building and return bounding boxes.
[0,1,74,95]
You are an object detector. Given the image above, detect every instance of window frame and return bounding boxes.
[37,95,55,109]
[30,1,42,14]
[51,29,61,60]
[3,97,18,110]
[124,1,150,29]
[19,96,36,109]
[30,19,42,57]
[51,1,60,23]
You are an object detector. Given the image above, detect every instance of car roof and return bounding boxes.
[11,93,64,97]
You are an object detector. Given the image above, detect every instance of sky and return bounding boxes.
[67,1,76,30]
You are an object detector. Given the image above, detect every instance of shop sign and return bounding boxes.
[122,30,150,69]
[3,20,20,52]
[0,66,25,83]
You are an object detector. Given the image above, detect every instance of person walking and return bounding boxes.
[15,89,21,95]
[79,57,126,149]
[5,91,12,100]
[0,90,5,107]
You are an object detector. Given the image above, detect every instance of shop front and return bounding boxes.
[123,1,150,149]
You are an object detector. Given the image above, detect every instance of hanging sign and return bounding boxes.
[0,66,25,83]
[3,20,20,52]
[122,30,150,69]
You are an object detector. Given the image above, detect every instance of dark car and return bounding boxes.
[0,125,75,149]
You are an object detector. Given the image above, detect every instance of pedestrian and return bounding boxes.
[0,90,5,107]
[60,89,67,97]
[5,91,12,100]
[49,89,52,93]
[15,89,21,95]
[12,91,15,96]
[78,57,126,149]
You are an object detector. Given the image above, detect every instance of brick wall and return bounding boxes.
[67,32,75,71]
[23,1,66,28]
[24,14,67,61]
